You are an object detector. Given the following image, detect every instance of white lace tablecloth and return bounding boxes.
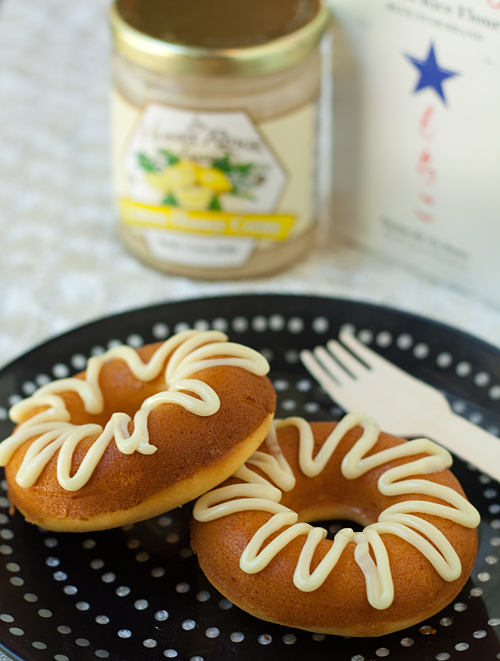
[0,2,499,660]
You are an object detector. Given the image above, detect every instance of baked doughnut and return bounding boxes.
[0,330,275,532]
[191,414,480,637]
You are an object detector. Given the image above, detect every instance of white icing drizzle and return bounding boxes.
[0,330,269,491]
[193,413,480,610]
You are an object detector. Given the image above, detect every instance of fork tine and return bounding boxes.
[339,330,394,372]
[313,346,352,385]
[326,339,367,378]
[299,349,345,403]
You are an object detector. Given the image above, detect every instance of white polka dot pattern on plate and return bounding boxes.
[38,609,52,618]
[0,314,500,661]
[232,316,248,333]
[151,567,165,578]
[116,586,130,596]
[251,316,267,332]
[75,601,89,611]
[312,316,329,333]
[296,379,312,392]
[71,354,87,370]
[75,638,89,647]
[436,352,453,368]
[96,615,109,624]
[155,610,169,621]
[475,371,490,387]
[194,319,210,331]
[23,593,38,603]
[413,342,430,359]
[376,331,392,347]
[273,379,289,392]
[21,381,37,395]
[152,323,169,339]
[269,314,285,331]
[456,361,472,377]
[126,334,144,348]
[284,349,299,363]
[174,322,190,334]
[212,318,228,332]
[396,333,413,350]
[489,385,500,400]
[101,572,116,583]
[357,329,373,344]
[52,363,70,378]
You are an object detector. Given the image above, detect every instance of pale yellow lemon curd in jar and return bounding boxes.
[110,0,330,279]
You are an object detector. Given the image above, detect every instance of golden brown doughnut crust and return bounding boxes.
[191,422,478,637]
[6,342,276,531]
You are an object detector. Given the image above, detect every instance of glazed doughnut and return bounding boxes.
[191,414,480,637]
[0,330,276,532]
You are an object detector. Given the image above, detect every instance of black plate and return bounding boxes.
[1,294,500,661]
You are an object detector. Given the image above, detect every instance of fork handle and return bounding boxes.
[425,413,500,483]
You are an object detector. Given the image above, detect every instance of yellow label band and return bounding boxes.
[120,198,295,241]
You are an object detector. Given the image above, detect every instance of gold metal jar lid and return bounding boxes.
[110,0,330,76]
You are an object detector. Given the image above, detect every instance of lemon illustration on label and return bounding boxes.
[173,185,215,210]
[145,161,197,193]
[197,168,233,194]
[137,150,266,212]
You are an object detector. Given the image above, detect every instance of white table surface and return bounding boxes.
[0,1,499,658]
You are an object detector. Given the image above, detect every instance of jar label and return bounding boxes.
[112,91,318,267]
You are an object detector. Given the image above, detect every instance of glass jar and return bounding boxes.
[110,0,331,279]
